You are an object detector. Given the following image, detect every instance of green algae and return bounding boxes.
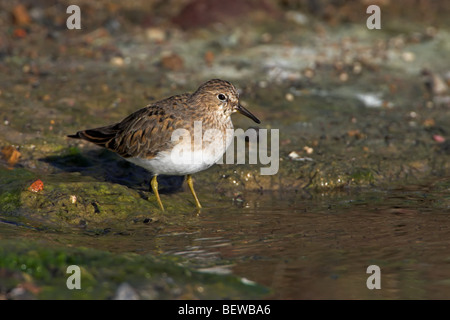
[17,179,155,228]
[0,168,36,213]
[0,239,268,299]
[0,164,226,231]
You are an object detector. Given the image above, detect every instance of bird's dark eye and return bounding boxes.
[217,94,227,102]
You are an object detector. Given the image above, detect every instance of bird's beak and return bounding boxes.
[235,103,261,124]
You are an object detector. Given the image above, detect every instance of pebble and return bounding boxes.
[288,151,314,162]
[161,53,184,71]
[303,68,315,78]
[258,80,268,88]
[303,146,314,154]
[433,135,446,143]
[28,179,44,193]
[402,51,415,62]
[1,145,21,165]
[12,4,31,26]
[339,72,349,82]
[356,93,383,108]
[352,62,362,74]
[285,11,309,25]
[204,50,214,67]
[288,151,300,159]
[110,56,124,66]
[429,73,448,95]
[113,282,139,300]
[423,118,435,127]
[146,28,166,42]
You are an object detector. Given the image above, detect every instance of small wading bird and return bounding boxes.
[68,79,260,210]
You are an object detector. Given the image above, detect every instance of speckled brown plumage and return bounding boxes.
[69,94,189,159]
[68,79,260,210]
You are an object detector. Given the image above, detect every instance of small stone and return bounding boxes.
[8,287,34,300]
[428,72,448,95]
[12,4,31,26]
[204,50,214,67]
[114,282,139,300]
[303,146,313,154]
[409,111,417,118]
[258,80,268,88]
[285,11,308,25]
[352,62,362,74]
[110,56,124,66]
[28,180,44,193]
[288,151,300,159]
[422,118,435,127]
[172,0,279,29]
[145,27,166,42]
[161,53,184,71]
[13,28,27,38]
[356,93,383,108]
[339,72,349,82]
[433,135,446,143]
[1,146,21,166]
[285,93,294,102]
[402,51,415,62]
[304,68,314,78]
[347,129,363,139]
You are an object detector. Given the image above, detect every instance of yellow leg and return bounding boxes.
[151,175,164,211]
[186,175,202,209]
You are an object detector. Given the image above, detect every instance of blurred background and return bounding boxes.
[0,0,449,300]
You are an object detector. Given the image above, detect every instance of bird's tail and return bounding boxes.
[67,124,119,149]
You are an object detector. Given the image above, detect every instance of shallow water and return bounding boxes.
[151,181,450,299]
[3,178,448,299]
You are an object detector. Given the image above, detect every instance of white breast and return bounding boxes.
[126,119,234,176]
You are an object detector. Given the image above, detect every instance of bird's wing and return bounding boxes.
[68,96,188,159]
